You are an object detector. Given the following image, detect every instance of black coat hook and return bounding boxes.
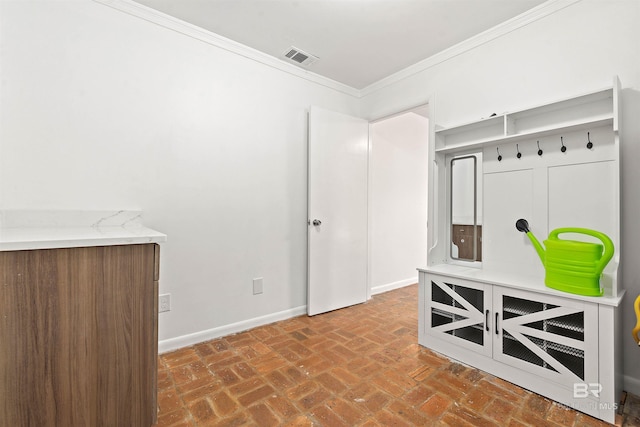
[561,136,567,153]
[516,144,522,159]
[497,147,502,161]
[587,132,594,149]
[537,141,543,156]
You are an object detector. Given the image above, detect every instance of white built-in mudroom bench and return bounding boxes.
[419,77,623,424]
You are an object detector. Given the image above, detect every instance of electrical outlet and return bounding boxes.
[253,278,263,295]
[159,294,171,313]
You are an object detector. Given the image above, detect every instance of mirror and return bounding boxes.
[450,154,482,261]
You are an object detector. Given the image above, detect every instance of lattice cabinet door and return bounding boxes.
[492,286,598,390]
[426,275,493,357]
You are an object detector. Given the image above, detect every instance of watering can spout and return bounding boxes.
[527,233,547,265]
[515,219,546,265]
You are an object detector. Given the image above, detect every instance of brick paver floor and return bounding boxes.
[154,284,638,426]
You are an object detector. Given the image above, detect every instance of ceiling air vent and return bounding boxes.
[283,46,318,67]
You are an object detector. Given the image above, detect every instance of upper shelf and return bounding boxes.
[434,80,620,154]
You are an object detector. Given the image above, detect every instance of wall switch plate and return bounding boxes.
[159,294,171,313]
[253,278,263,295]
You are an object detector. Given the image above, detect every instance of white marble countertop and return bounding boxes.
[0,210,167,251]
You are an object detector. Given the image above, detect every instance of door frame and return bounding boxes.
[366,101,432,300]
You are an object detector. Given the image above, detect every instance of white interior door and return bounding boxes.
[308,106,369,316]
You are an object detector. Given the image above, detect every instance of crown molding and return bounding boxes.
[359,0,582,97]
[93,0,361,98]
[94,0,581,100]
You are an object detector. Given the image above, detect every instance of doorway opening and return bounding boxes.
[369,105,429,296]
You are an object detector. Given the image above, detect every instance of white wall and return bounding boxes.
[370,112,428,293]
[0,0,360,349]
[3,0,640,394]
[361,0,640,394]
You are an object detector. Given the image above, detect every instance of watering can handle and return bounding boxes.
[549,228,615,273]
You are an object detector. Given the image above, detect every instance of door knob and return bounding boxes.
[312,219,322,226]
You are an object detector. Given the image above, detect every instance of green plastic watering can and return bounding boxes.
[515,219,614,296]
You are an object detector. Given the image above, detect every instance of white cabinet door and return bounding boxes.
[493,286,598,390]
[425,274,493,357]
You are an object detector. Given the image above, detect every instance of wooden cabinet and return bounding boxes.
[0,243,159,427]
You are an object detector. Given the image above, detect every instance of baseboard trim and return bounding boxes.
[371,278,417,296]
[158,305,307,354]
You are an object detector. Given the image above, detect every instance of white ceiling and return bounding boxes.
[133,0,548,89]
